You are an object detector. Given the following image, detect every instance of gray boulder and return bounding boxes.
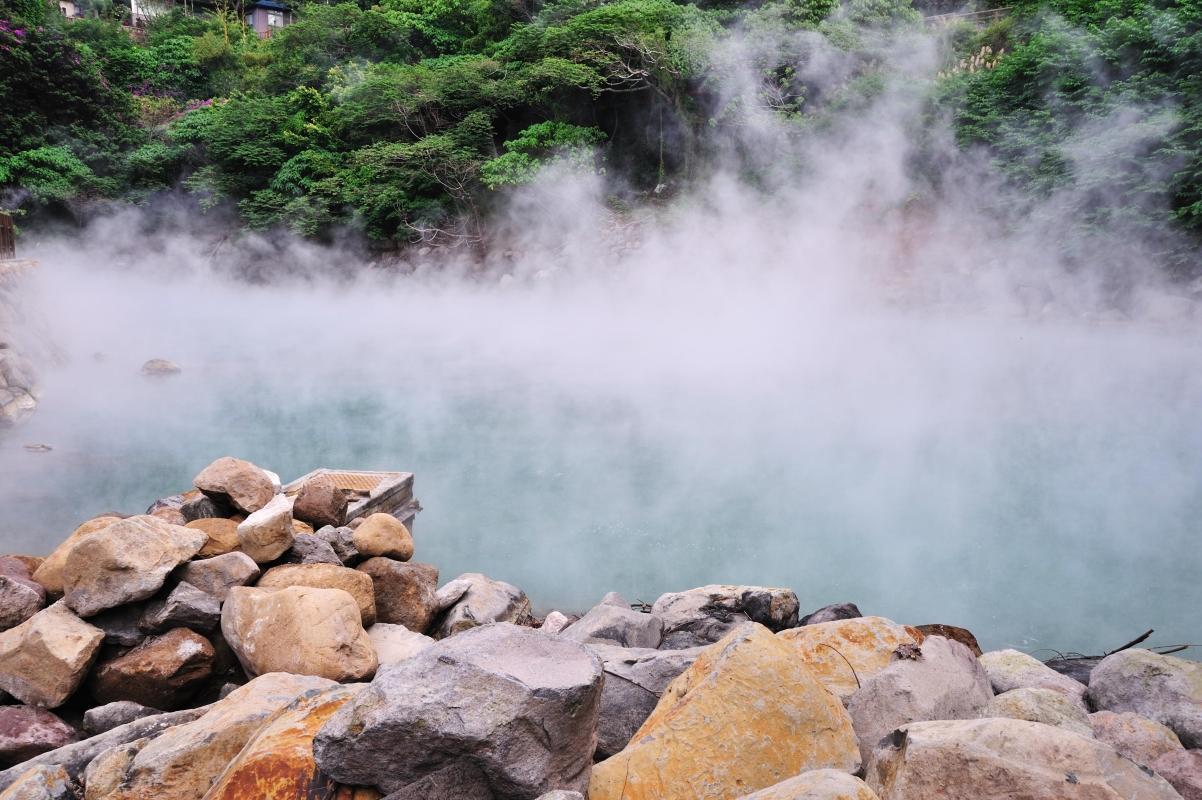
[179,495,231,522]
[1088,648,1202,747]
[432,574,532,639]
[652,585,799,649]
[138,582,220,633]
[800,602,862,626]
[315,526,360,564]
[540,612,573,635]
[175,552,260,602]
[88,604,147,649]
[282,534,341,565]
[535,794,585,800]
[585,642,705,759]
[81,701,161,736]
[978,648,1088,711]
[561,595,662,649]
[848,635,994,768]
[0,559,45,633]
[314,623,603,798]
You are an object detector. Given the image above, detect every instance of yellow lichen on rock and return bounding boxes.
[776,617,924,700]
[589,622,860,800]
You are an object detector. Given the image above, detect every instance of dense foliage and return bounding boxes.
[0,0,1199,268]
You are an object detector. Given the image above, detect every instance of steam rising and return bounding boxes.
[1,21,1199,656]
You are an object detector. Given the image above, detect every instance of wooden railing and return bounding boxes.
[0,213,15,261]
[924,6,1013,26]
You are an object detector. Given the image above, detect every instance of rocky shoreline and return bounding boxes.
[0,456,1198,799]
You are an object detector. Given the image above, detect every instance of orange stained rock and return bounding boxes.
[776,616,925,700]
[589,622,860,800]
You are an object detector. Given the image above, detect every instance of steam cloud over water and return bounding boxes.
[1,25,1200,657]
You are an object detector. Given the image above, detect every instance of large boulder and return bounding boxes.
[847,636,993,767]
[82,673,335,800]
[562,594,662,649]
[776,616,924,701]
[351,515,414,561]
[81,702,162,736]
[1087,648,1202,747]
[735,770,880,800]
[0,560,44,633]
[86,604,146,648]
[589,623,860,800]
[433,573,532,639]
[283,534,341,566]
[193,457,275,514]
[0,764,77,800]
[292,475,348,530]
[800,603,862,626]
[367,624,434,666]
[652,585,799,649]
[176,552,260,601]
[61,517,206,617]
[981,687,1092,737]
[355,559,438,634]
[184,518,240,558]
[978,649,1088,711]
[0,707,76,768]
[0,602,103,708]
[1089,710,1183,767]
[314,623,603,798]
[1151,749,1202,800]
[203,683,364,800]
[257,564,377,627]
[87,628,214,709]
[236,494,295,564]
[585,643,704,760]
[138,581,220,633]
[30,517,121,596]
[315,527,359,564]
[221,586,377,681]
[866,718,1183,800]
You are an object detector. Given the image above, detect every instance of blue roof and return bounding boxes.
[250,0,290,10]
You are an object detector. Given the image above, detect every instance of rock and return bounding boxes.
[179,494,232,523]
[866,718,1184,800]
[61,517,206,617]
[1087,648,1202,747]
[139,581,221,633]
[1151,749,1202,800]
[87,604,146,648]
[292,520,315,536]
[978,649,1088,711]
[176,552,260,601]
[316,527,359,564]
[293,475,348,530]
[535,794,584,800]
[83,673,335,800]
[540,612,572,635]
[258,563,377,626]
[653,585,800,649]
[982,687,1092,737]
[184,518,240,558]
[222,586,377,681]
[1089,710,1183,766]
[314,623,603,798]
[433,573,532,638]
[914,624,981,657]
[0,705,208,791]
[776,616,925,701]
[81,702,161,736]
[735,770,880,800]
[800,602,863,626]
[0,764,77,800]
[0,603,103,708]
[366,624,434,666]
[30,517,121,596]
[0,560,45,632]
[203,684,364,800]
[585,643,704,759]
[236,494,295,563]
[140,359,180,376]
[847,635,993,767]
[351,515,413,561]
[433,576,472,611]
[193,457,275,514]
[283,534,341,565]
[356,559,438,633]
[88,628,213,709]
[561,596,662,648]
[0,707,76,768]
[589,623,860,800]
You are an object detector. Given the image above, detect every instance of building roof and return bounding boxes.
[249,0,290,10]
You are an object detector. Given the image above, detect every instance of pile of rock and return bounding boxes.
[0,461,1199,800]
